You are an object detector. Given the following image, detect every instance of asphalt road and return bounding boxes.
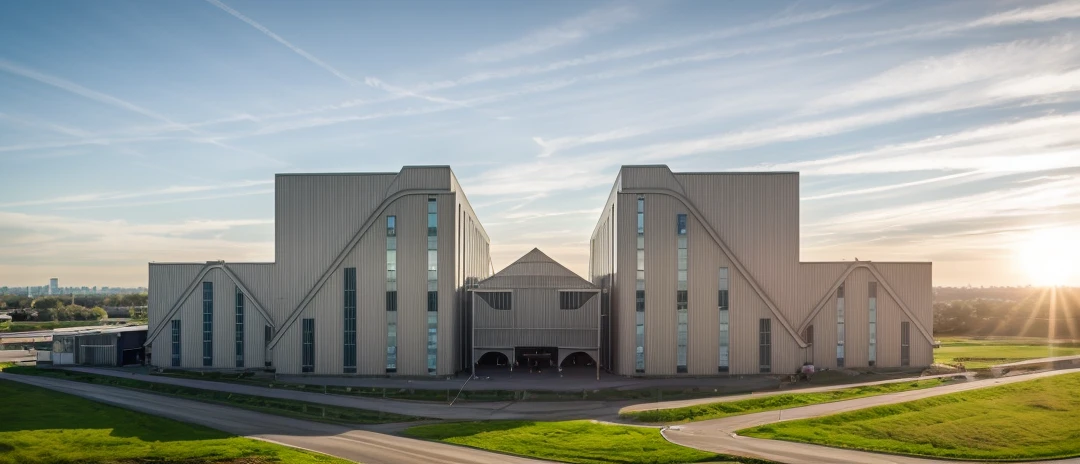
[663,368,1080,464]
[0,372,546,464]
[64,366,628,421]
[619,372,972,414]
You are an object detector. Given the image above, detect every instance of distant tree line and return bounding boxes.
[1,293,146,311]
[934,287,1080,338]
[8,299,108,322]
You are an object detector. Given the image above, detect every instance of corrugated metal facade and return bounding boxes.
[147,167,490,376]
[471,249,600,367]
[589,166,934,376]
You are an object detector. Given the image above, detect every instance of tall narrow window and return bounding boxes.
[170,320,181,367]
[343,267,357,373]
[235,287,244,368]
[836,284,846,368]
[427,197,438,375]
[676,213,688,373]
[900,321,911,366]
[868,282,877,367]
[264,325,272,347]
[635,195,645,373]
[386,215,397,373]
[718,267,729,372]
[759,318,771,373]
[301,318,314,373]
[202,282,213,367]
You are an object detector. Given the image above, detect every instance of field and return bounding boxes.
[934,337,1080,369]
[404,420,767,464]
[3,366,420,425]
[0,378,350,464]
[740,372,1080,461]
[622,378,950,423]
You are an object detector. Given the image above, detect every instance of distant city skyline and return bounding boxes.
[2,1,1080,287]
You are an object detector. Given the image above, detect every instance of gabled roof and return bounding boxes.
[475,248,598,290]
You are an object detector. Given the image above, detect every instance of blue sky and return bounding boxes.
[2,0,1079,287]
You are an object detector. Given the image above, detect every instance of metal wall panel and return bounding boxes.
[147,263,204,365]
[592,167,933,376]
[643,194,679,376]
[273,174,396,324]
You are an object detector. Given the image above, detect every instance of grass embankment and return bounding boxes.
[934,337,1080,369]
[622,378,950,423]
[741,372,1080,461]
[3,366,420,425]
[405,420,770,464]
[154,368,757,403]
[1,320,114,332]
[0,378,349,464]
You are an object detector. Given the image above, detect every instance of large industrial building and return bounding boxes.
[589,166,933,376]
[146,165,933,377]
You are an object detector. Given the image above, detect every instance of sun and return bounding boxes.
[1016,228,1078,286]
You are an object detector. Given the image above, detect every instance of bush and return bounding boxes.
[91,307,108,320]
[31,297,64,310]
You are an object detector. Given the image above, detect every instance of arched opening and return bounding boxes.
[477,351,510,366]
[559,351,597,368]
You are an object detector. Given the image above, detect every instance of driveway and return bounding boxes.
[663,368,1080,464]
[0,372,546,464]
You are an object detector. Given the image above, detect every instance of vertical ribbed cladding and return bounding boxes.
[685,212,734,375]
[394,194,427,376]
[643,193,678,376]
[876,279,902,367]
[615,193,636,374]
[227,264,274,368]
[451,169,492,374]
[147,263,204,367]
[272,173,395,328]
[874,262,934,365]
[845,268,872,368]
[676,173,801,325]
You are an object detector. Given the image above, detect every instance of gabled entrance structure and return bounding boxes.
[470,248,601,380]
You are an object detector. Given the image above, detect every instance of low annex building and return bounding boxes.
[470,248,601,378]
[146,165,933,377]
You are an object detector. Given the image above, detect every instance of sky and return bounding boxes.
[1,0,1079,288]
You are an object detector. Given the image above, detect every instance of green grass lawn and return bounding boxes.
[0,378,350,464]
[740,372,1080,461]
[4,366,420,425]
[621,378,950,423]
[404,420,768,464]
[934,337,1080,369]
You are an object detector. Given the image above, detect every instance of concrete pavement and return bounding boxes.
[619,372,972,414]
[63,366,633,421]
[0,372,546,464]
[663,368,1080,464]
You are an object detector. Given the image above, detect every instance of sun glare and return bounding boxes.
[1017,228,1078,286]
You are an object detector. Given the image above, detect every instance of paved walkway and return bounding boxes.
[0,372,545,464]
[63,366,630,421]
[664,368,1080,464]
[620,372,971,414]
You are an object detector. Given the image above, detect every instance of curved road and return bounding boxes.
[663,368,1080,464]
[0,373,546,464]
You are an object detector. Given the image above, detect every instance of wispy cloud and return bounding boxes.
[966,0,1080,28]
[801,172,983,201]
[808,35,1079,111]
[0,180,272,208]
[753,112,1080,176]
[464,3,639,63]
[428,3,871,91]
[204,0,460,107]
